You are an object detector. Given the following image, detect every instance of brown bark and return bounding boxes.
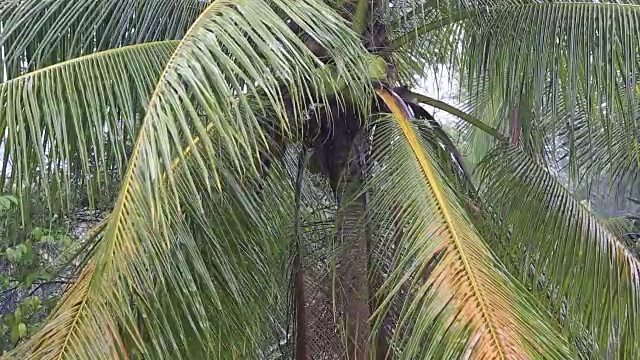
[331,140,374,360]
[294,262,307,360]
[313,115,371,358]
[510,106,521,146]
[293,149,308,360]
[336,189,371,360]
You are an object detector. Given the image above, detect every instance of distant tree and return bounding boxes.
[0,193,108,354]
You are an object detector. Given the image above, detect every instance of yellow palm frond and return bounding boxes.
[364,88,572,359]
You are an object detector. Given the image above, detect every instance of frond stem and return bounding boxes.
[388,10,479,50]
[405,90,507,142]
[54,265,94,360]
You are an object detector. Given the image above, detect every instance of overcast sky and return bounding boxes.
[415,67,460,126]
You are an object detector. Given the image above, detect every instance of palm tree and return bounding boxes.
[2,0,640,358]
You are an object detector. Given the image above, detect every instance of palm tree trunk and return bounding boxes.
[333,138,380,359]
[308,102,372,358]
[367,211,391,360]
[293,149,308,360]
[335,184,370,360]
[358,140,390,360]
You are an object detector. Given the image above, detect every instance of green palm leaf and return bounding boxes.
[390,2,640,170]
[0,41,178,211]
[0,0,206,78]
[552,97,640,194]
[477,145,640,357]
[8,0,374,358]
[466,2,640,128]
[364,88,572,359]
[454,71,640,196]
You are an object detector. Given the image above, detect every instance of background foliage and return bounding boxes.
[3,0,640,358]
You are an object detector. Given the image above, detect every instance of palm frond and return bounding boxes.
[390,2,640,174]
[362,88,572,359]
[477,145,640,357]
[383,0,529,85]
[0,0,207,78]
[9,0,375,358]
[0,41,178,212]
[602,216,636,240]
[552,96,640,195]
[451,66,640,201]
[466,2,640,131]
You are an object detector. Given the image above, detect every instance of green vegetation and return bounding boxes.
[2,0,640,359]
[0,194,106,354]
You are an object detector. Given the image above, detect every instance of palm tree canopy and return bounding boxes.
[1,0,640,359]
